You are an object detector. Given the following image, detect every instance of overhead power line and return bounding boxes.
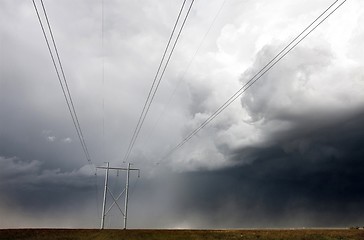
[101,0,106,160]
[32,0,94,170]
[160,0,347,162]
[123,0,195,163]
[142,0,228,146]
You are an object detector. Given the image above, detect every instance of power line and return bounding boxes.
[122,0,187,163]
[101,0,106,159]
[159,0,347,162]
[39,0,92,163]
[128,0,196,161]
[123,0,195,163]
[142,0,228,146]
[32,0,94,169]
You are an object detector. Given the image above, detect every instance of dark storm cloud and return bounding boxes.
[158,30,364,227]
[171,112,364,228]
[0,156,95,211]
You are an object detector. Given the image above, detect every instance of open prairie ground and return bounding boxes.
[1,229,364,240]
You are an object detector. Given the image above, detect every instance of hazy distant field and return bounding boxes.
[1,229,364,240]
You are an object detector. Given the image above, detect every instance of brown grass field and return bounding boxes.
[1,229,364,240]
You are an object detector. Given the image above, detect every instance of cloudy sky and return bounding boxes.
[1,0,364,229]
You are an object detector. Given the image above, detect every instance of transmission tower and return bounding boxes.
[97,162,140,229]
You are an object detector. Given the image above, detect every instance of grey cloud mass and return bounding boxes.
[1,0,364,229]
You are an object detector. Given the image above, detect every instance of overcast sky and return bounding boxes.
[1,0,364,229]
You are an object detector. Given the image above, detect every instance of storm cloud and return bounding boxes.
[1,0,364,229]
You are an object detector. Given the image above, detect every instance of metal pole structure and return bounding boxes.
[123,163,130,230]
[100,162,109,229]
[96,163,139,229]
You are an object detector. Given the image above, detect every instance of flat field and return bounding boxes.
[1,229,364,240]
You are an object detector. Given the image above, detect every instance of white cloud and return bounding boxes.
[1,0,361,172]
[160,0,364,170]
[47,136,56,142]
[62,137,72,143]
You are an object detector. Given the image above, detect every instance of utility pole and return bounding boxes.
[123,163,130,229]
[97,162,140,230]
[100,162,109,229]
